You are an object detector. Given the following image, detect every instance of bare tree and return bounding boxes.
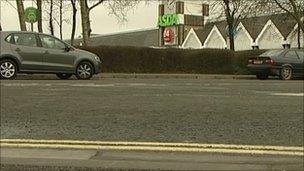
[79,0,104,46]
[70,0,77,45]
[16,0,26,31]
[44,0,70,40]
[37,0,43,33]
[79,0,141,46]
[58,0,63,39]
[272,0,303,48]
[48,0,54,35]
[273,0,303,32]
[211,0,255,51]
[106,0,141,23]
[257,0,304,48]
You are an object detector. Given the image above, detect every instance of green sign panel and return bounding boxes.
[158,14,179,27]
[24,7,38,23]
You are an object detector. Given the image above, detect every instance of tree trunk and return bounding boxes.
[223,0,235,51]
[59,0,63,40]
[297,19,304,34]
[292,21,303,49]
[80,0,91,46]
[16,0,27,31]
[228,23,235,51]
[226,15,235,51]
[0,23,2,31]
[70,0,77,46]
[49,0,54,35]
[297,25,301,49]
[37,0,43,33]
[303,23,304,48]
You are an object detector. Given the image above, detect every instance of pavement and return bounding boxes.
[0,74,303,170]
[1,146,303,171]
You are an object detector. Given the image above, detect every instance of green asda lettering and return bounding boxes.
[158,14,179,27]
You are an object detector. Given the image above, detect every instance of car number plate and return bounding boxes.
[253,60,263,64]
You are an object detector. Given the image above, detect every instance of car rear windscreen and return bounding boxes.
[260,50,285,56]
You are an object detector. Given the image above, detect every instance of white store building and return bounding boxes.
[74,0,303,50]
[183,13,304,50]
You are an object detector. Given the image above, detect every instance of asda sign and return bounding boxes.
[158,14,179,27]
[24,7,38,23]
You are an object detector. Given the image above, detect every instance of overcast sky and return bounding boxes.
[0,0,159,39]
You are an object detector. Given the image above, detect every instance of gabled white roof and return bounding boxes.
[182,28,203,48]
[203,25,227,48]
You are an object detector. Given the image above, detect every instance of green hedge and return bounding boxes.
[78,46,266,74]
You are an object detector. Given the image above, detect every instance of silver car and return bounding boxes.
[0,31,102,80]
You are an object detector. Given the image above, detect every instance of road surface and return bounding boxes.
[1,78,303,147]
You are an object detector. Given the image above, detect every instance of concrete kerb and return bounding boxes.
[15,73,256,80]
[100,74,253,79]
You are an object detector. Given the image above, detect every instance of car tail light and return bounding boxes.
[248,59,254,64]
[265,59,275,65]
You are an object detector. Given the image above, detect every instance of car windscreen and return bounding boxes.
[260,50,285,57]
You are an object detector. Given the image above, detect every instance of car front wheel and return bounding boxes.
[0,59,17,79]
[56,73,73,80]
[280,66,293,80]
[76,62,93,80]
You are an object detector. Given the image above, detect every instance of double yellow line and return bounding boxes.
[1,139,303,156]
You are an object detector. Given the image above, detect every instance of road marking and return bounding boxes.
[1,139,303,156]
[0,83,42,87]
[271,93,304,97]
[71,83,115,87]
[253,91,304,97]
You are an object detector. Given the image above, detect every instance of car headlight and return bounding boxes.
[94,56,101,62]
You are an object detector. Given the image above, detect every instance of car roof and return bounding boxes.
[265,48,303,52]
[1,31,37,34]
[0,31,71,46]
[0,31,56,37]
[0,31,67,42]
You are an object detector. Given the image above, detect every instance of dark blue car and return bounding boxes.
[247,49,304,80]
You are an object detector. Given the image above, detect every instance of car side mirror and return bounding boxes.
[65,46,71,52]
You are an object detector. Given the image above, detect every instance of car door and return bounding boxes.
[295,50,304,76]
[283,50,302,75]
[9,33,45,71]
[38,34,75,73]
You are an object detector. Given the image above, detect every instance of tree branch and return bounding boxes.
[273,0,297,19]
[4,0,17,10]
[89,0,104,11]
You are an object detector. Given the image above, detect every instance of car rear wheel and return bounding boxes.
[280,66,293,80]
[256,74,268,80]
[76,62,93,80]
[56,73,73,80]
[0,59,17,79]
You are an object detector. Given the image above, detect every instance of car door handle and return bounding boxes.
[44,50,49,54]
[15,48,21,52]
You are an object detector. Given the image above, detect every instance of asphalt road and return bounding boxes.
[1,78,303,147]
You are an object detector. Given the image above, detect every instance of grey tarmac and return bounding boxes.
[1,77,303,147]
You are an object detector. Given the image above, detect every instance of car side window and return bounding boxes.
[5,34,13,43]
[296,51,304,61]
[39,35,66,50]
[285,51,299,60]
[12,33,38,47]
